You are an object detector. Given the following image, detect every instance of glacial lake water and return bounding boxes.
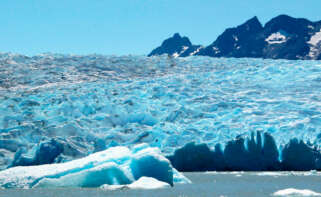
[1,172,321,197]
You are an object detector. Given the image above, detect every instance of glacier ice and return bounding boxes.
[100,177,170,190]
[282,138,319,171]
[168,142,225,171]
[0,144,190,188]
[273,188,321,196]
[10,139,64,167]
[1,53,321,171]
[168,132,321,171]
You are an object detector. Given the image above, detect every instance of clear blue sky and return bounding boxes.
[1,0,321,56]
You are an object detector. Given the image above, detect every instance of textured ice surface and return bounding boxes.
[1,53,321,169]
[0,144,190,188]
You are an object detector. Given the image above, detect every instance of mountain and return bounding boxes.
[262,15,320,59]
[197,16,265,58]
[149,15,321,60]
[148,33,203,57]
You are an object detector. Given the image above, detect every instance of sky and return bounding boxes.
[1,0,321,56]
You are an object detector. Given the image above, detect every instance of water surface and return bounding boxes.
[1,172,321,197]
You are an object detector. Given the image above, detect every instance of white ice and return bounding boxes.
[273,188,321,196]
[101,176,170,190]
[0,144,190,188]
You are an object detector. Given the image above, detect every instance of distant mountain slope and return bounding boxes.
[148,33,202,57]
[149,15,321,60]
[196,16,265,58]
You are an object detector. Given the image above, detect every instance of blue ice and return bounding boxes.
[0,144,190,188]
[0,53,321,172]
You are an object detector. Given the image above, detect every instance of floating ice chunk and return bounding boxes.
[34,162,131,188]
[100,176,170,190]
[273,188,321,196]
[256,172,285,176]
[127,176,170,189]
[0,144,190,188]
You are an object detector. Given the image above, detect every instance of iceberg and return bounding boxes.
[100,177,170,190]
[0,144,190,189]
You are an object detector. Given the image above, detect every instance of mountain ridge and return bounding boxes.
[149,15,321,60]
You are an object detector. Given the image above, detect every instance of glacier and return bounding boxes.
[167,132,321,171]
[1,53,321,173]
[0,144,190,188]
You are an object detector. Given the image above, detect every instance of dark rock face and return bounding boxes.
[148,33,202,57]
[198,17,265,58]
[149,15,321,60]
[262,15,314,60]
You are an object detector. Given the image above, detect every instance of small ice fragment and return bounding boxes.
[273,188,321,196]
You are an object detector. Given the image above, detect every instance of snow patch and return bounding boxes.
[179,46,189,56]
[213,47,220,54]
[273,188,321,196]
[172,52,179,58]
[190,46,203,56]
[172,46,189,58]
[182,46,189,51]
[233,35,238,42]
[265,31,287,44]
[307,29,321,58]
[308,30,321,46]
